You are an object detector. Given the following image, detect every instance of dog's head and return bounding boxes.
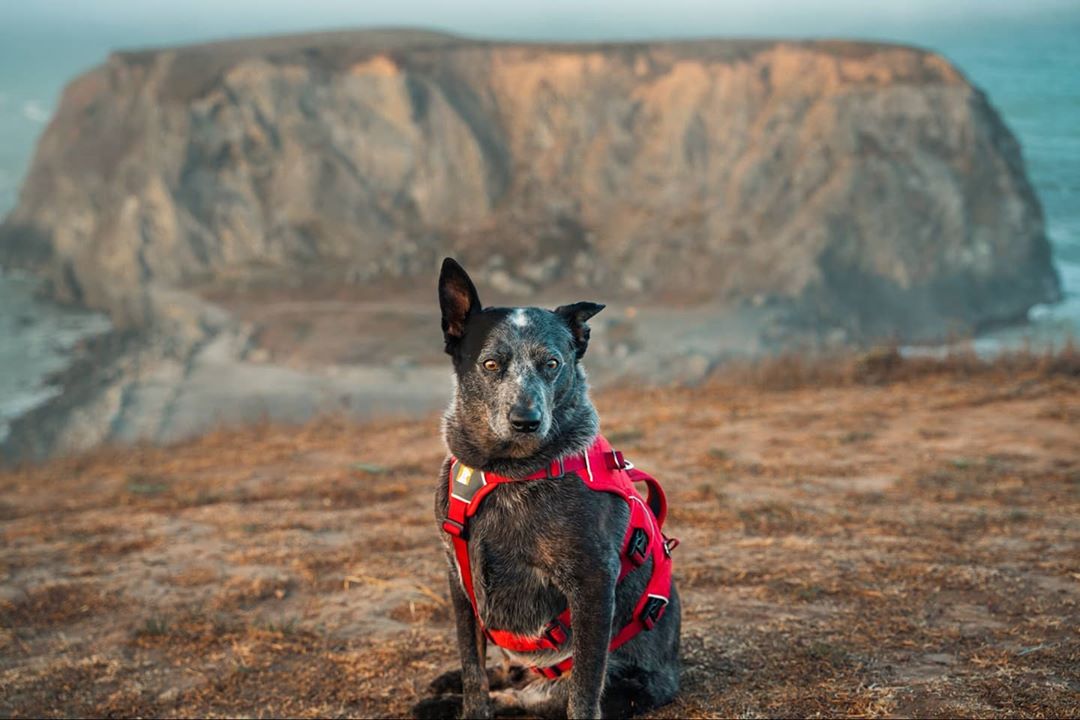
[439,257,603,463]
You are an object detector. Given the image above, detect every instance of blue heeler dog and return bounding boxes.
[413,259,681,719]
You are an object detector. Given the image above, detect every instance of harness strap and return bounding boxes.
[443,436,675,678]
[485,607,571,652]
[443,462,501,613]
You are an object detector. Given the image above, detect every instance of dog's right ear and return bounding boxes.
[439,258,482,354]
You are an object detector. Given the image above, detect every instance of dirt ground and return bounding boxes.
[1,353,1078,718]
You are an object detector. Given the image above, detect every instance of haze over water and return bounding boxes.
[0,2,1078,431]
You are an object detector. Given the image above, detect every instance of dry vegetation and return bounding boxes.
[1,349,1079,718]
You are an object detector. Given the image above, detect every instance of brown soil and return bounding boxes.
[1,354,1079,718]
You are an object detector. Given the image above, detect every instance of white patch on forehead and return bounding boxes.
[510,308,530,328]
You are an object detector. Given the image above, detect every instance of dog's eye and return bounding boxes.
[482,359,500,372]
[545,358,559,370]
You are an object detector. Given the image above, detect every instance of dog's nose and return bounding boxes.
[509,407,542,433]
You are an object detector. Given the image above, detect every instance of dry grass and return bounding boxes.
[714,341,1080,391]
[1,350,1079,718]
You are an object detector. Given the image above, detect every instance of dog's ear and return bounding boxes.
[439,258,482,354]
[554,302,605,360]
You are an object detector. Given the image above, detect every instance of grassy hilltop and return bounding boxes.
[1,349,1079,717]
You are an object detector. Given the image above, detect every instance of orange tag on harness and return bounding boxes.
[454,464,474,485]
[450,462,487,503]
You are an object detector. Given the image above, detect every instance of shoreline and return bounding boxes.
[2,275,1075,466]
[0,280,784,465]
[0,270,111,445]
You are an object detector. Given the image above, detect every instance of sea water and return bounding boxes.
[0,270,110,441]
[913,16,1080,350]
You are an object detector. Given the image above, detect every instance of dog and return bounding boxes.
[412,258,680,719]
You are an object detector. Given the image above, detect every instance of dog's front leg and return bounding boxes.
[447,567,491,719]
[566,569,617,719]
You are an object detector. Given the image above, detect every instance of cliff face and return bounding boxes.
[0,30,1060,339]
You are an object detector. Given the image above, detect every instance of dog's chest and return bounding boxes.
[440,468,626,634]
[466,491,568,633]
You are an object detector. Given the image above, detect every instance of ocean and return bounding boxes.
[908,17,1080,352]
[0,271,109,441]
[0,34,118,443]
[0,15,1078,434]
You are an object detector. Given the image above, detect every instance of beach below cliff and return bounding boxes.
[0,278,790,464]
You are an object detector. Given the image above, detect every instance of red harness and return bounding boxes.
[441,435,676,679]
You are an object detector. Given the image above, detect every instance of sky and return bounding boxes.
[2,0,1078,48]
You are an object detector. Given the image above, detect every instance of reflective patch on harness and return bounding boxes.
[450,462,487,503]
[455,465,473,485]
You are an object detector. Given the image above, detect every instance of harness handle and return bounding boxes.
[627,468,667,528]
[609,450,667,528]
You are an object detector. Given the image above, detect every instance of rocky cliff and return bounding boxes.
[0,29,1061,340]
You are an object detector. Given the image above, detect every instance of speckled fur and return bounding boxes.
[414,259,681,720]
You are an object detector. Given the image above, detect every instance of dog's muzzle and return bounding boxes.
[508,406,542,433]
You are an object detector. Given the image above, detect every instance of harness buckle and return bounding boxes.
[546,457,565,478]
[627,527,649,565]
[639,595,668,630]
[442,518,468,540]
[542,617,569,647]
[608,450,634,471]
[663,535,680,557]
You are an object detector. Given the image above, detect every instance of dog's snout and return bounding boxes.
[509,405,542,433]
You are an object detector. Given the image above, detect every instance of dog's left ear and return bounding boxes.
[439,258,482,354]
[555,302,605,360]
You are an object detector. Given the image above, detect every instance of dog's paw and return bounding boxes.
[412,694,463,719]
[428,669,464,695]
[462,700,494,719]
[429,665,530,695]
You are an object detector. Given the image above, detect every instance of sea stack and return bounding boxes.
[0,30,1061,341]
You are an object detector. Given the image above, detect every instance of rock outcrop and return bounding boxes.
[0,29,1061,340]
